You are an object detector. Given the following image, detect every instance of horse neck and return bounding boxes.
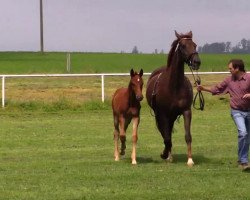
[167,50,185,89]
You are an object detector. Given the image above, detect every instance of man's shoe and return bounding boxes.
[239,163,250,171]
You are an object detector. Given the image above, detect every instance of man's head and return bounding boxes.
[228,59,245,73]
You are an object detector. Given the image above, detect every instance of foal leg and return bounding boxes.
[131,116,139,165]
[119,116,126,157]
[183,110,194,167]
[113,115,120,161]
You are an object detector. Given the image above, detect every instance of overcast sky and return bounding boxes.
[0,0,250,53]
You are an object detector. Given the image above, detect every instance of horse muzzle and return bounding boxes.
[189,54,201,70]
[136,95,144,101]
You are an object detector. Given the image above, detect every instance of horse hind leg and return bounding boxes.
[163,119,174,163]
[156,113,174,162]
[113,115,120,161]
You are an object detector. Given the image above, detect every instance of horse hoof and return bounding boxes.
[160,153,168,160]
[187,158,194,167]
[132,160,137,165]
[166,155,173,163]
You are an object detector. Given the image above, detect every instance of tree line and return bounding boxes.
[131,38,250,54]
[198,38,250,53]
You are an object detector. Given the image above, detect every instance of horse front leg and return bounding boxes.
[119,116,126,157]
[183,110,194,167]
[131,116,139,165]
[113,115,120,161]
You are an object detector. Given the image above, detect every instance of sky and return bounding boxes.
[0,0,250,53]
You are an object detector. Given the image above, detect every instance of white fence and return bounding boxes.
[0,72,230,108]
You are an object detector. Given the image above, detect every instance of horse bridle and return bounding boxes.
[175,38,198,67]
[175,37,205,110]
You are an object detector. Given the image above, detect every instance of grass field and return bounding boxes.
[1,52,250,74]
[0,52,250,199]
[1,101,250,200]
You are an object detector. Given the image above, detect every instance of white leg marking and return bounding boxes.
[166,153,173,163]
[187,158,194,167]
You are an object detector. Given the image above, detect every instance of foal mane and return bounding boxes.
[167,33,192,68]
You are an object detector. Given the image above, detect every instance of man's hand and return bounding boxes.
[242,93,250,99]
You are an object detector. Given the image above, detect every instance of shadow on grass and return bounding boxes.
[136,156,161,164]
[168,153,211,165]
[121,154,233,167]
[130,154,211,165]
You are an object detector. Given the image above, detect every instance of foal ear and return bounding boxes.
[139,69,143,77]
[130,69,135,77]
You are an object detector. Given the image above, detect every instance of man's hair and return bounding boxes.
[228,59,245,72]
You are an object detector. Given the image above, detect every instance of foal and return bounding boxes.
[112,69,143,164]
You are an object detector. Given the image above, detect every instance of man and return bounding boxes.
[197,59,250,171]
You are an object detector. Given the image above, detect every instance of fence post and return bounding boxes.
[101,75,104,102]
[66,53,71,72]
[2,76,5,108]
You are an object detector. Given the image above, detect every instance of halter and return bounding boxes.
[175,38,198,67]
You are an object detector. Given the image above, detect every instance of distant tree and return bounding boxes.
[198,46,202,53]
[200,42,226,53]
[232,42,243,53]
[132,46,139,54]
[154,49,158,54]
[247,40,250,52]
[196,38,250,53]
[241,38,247,51]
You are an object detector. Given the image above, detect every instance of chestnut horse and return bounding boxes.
[112,69,143,165]
[146,31,201,166]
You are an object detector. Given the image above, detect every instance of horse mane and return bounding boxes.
[167,33,192,68]
[167,39,179,68]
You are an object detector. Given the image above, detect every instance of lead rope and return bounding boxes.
[149,72,162,116]
[189,67,205,111]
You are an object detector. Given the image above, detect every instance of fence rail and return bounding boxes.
[0,72,231,108]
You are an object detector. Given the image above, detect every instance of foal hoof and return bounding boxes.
[187,158,194,167]
[115,157,119,161]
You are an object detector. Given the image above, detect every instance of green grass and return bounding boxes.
[0,100,250,200]
[1,52,250,74]
[0,52,250,199]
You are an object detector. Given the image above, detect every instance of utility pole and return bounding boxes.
[40,0,44,53]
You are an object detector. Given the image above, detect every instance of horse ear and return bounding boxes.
[139,69,143,77]
[130,69,135,77]
[175,30,181,40]
[187,31,193,38]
